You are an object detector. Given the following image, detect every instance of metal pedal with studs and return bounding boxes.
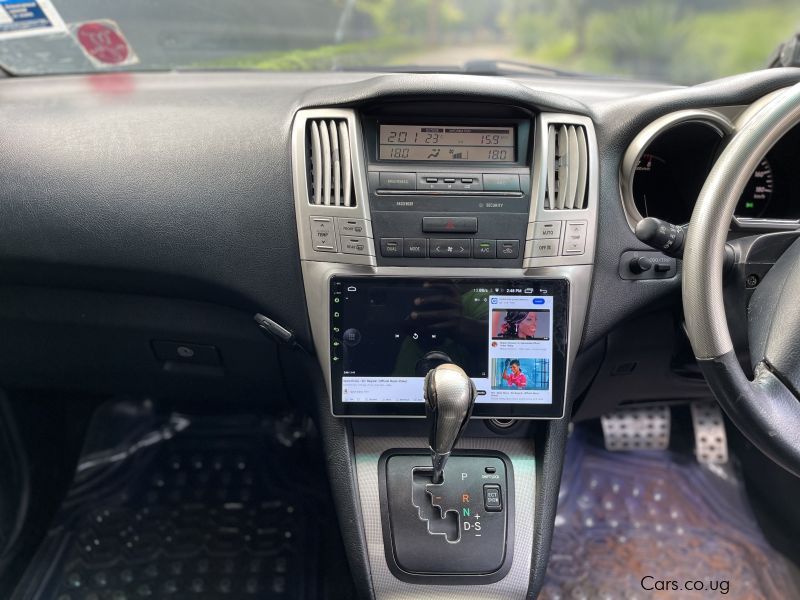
[691,400,728,465]
[600,406,670,451]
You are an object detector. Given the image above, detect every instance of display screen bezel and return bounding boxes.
[364,117,532,168]
[329,276,569,418]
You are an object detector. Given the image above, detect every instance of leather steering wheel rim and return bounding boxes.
[683,82,800,478]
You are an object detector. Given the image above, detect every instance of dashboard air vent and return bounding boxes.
[307,119,354,207]
[544,123,588,210]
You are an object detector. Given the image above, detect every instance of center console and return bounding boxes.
[363,108,532,268]
[291,97,598,599]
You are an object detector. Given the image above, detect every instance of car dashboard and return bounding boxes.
[3,66,800,599]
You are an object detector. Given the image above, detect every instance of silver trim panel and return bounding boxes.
[293,109,377,266]
[524,114,599,268]
[294,109,595,420]
[354,436,535,600]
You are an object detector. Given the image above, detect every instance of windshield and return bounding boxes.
[1,1,798,82]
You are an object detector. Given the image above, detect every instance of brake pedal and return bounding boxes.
[600,406,670,451]
[691,401,728,465]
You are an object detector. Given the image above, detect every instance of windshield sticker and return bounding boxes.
[0,0,66,40]
[71,20,138,68]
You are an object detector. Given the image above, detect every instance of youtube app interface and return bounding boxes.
[331,278,556,408]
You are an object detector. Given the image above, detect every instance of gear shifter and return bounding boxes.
[424,363,477,484]
[382,363,511,579]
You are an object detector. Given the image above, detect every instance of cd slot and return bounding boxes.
[375,190,523,197]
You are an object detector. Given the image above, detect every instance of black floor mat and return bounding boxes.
[541,429,800,600]
[12,406,321,600]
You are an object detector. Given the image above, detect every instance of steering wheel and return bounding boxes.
[683,82,800,478]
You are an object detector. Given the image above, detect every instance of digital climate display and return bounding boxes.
[329,277,569,418]
[379,125,515,162]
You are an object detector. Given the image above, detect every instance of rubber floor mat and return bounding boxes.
[541,430,800,600]
[12,409,320,600]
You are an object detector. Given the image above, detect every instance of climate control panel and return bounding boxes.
[293,106,597,269]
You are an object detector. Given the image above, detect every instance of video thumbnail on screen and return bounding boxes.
[491,358,551,391]
[491,309,550,340]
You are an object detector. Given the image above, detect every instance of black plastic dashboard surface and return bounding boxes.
[3,69,800,358]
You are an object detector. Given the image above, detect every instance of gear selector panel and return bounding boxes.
[378,450,514,583]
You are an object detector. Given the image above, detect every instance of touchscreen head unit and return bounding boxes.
[329,277,569,418]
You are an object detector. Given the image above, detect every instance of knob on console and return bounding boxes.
[629,255,653,274]
[424,363,477,484]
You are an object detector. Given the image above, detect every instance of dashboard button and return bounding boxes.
[563,221,587,255]
[380,238,403,257]
[417,173,483,191]
[473,239,496,258]
[483,173,520,192]
[422,216,478,233]
[379,172,416,190]
[530,239,558,257]
[337,217,369,236]
[341,236,369,255]
[429,239,471,258]
[483,484,503,512]
[497,239,520,259]
[403,238,427,258]
[531,220,562,239]
[309,216,337,252]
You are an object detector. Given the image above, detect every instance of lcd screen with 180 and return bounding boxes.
[378,124,515,162]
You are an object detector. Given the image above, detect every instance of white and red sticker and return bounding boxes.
[71,20,138,68]
[0,0,66,40]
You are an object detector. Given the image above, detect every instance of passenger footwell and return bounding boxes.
[13,406,320,600]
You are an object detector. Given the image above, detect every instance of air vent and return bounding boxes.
[544,123,588,210]
[307,119,354,207]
